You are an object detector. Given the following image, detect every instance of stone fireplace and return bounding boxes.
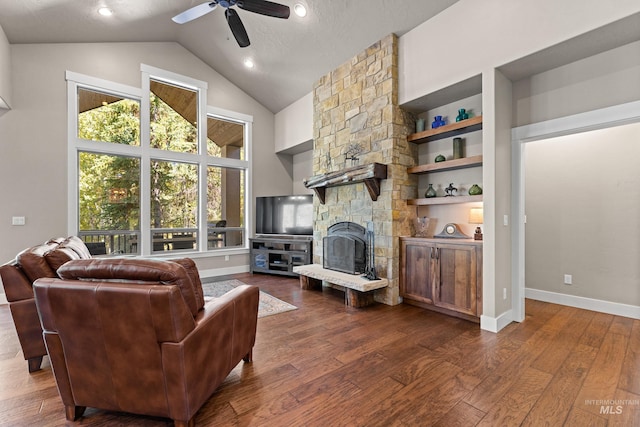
[309,34,417,305]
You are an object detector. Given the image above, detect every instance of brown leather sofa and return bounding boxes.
[33,258,259,427]
[0,236,93,371]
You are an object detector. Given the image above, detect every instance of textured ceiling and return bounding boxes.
[0,0,459,113]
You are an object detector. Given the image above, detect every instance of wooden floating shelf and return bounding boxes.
[407,116,483,144]
[407,195,483,206]
[408,155,483,175]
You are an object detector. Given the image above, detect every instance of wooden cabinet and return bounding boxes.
[400,240,435,304]
[400,237,482,321]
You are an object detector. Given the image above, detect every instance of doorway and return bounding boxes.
[511,101,640,322]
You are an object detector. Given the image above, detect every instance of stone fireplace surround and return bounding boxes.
[309,34,416,306]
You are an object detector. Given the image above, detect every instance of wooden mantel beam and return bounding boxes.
[304,163,388,204]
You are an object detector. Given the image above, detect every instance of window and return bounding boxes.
[78,152,140,254]
[67,67,251,256]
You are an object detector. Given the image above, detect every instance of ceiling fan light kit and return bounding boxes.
[172,0,290,48]
[293,3,307,17]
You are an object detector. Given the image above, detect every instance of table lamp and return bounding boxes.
[469,207,483,240]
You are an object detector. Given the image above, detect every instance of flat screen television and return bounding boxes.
[255,195,313,236]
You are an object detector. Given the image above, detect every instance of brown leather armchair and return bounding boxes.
[33,258,259,427]
[0,236,93,371]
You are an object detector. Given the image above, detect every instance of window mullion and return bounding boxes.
[140,71,152,256]
[67,81,79,236]
[198,87,209,252]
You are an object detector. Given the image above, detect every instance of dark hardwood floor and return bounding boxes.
[1,272,639,426]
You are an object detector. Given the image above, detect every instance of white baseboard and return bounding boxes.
[525,288,640,320]
[481,309,513,333]
[199,265,250,279]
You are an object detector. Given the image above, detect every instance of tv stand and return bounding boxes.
[250,235,313,276]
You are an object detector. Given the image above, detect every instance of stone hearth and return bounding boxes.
[310,34,416,305]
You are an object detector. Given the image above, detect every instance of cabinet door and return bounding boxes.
[433,243,477,316]
[400,240,435,304]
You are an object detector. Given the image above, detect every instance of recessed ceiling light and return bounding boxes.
[244,58,255,69]
[98,7,113,17]
[293,3,307,18]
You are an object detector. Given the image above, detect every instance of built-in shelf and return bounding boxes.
[407,195,483,206]
[408,155,483,175]
[304,162,387,204]
[407,116,482,144]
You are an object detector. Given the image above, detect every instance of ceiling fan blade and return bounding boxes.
[225,8,250,48]
[172,2,218,24]
[237,0,290,19]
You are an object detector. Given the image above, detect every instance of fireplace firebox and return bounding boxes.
[323,222,367,274]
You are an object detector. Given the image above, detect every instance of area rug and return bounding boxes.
[201,279,297,318]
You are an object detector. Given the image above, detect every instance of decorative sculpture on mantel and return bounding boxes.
[344,143,364,166]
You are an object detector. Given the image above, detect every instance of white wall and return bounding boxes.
[0,42,291,270]
[525,121,640,306]
[485,69,514,321]
[399,0,640,106]
[513,40,640,127]
[275,91,313,152]
[0,24,10,110]
[293,150,313,195]
[512,41,640,317]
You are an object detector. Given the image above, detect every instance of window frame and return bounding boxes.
[66,67,252,257]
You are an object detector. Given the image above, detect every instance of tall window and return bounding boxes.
[67,67,251,256]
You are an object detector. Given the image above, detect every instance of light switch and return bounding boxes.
[503,215,509,226]
[12,216,25,226]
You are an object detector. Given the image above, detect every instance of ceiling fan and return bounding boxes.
[172,0,291,48]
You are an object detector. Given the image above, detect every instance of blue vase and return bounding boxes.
[431,116,442,129]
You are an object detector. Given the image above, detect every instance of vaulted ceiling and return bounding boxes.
[0,0,459,113]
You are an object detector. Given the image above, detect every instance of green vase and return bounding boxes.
[468,184,482,195]
[425,184,437,198]
[453,137,464,159]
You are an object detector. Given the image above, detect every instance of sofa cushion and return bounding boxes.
[56,258,201,317]
[16,241,62,282]
[62,236,93,259]
[44,236,92,270]
[45,247,83,271]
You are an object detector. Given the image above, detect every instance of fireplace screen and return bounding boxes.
[323,222,367,274]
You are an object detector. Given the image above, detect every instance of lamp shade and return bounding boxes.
[469,207,484,224]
